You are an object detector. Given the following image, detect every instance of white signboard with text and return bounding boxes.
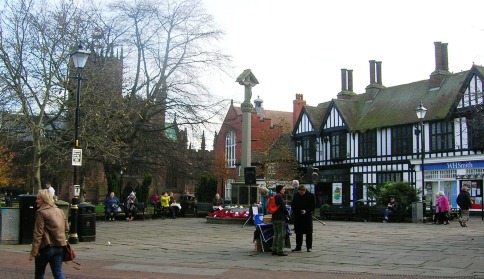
[72,149,82,166]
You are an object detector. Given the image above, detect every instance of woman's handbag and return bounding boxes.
[63,242,76,262]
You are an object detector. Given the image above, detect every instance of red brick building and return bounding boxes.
[213,96,295,200]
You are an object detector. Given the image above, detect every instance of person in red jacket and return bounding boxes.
[271,185,289,256]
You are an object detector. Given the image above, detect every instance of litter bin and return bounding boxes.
[77,203,96,242]
[0,207,20,244]
[180,194,196,217]
[19,194,37,244]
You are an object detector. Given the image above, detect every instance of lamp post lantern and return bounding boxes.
[415,101,427,220]
[69,42,90,244]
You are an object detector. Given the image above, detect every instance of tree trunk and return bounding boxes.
[32,137,42,193]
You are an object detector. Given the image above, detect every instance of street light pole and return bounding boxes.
[415,101,427,221]
[69,42,90,244]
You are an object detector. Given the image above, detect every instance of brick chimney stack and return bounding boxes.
[338,69,356,100]
[430,41,451,89]
[293,94,306,128]
[366,60,385,94]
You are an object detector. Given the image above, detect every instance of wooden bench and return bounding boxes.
[151,202,164,219]
[106,202,145,221]
[369,206,406,222]
[328,205,353,221]
[195,202,214,217]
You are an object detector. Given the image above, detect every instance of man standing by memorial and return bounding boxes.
[291,185,315,252]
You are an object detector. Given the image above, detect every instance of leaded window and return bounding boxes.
[359,130,377,158]
[392,125,413,155]
[430,121,454,151]
[302,136,316,163]
[331,132,347,161]
[468,115,484,150]
[376,172,402,185]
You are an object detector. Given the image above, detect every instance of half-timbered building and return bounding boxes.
[293,42,484,213]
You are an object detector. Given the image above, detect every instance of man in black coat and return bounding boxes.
[291,185,316,252]
[457,186,472,227]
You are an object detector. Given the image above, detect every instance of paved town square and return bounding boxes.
[0,217,483,279]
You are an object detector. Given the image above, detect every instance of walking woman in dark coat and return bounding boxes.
[291,185,316,252]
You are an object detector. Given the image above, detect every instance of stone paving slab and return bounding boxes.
[0,217,483,278]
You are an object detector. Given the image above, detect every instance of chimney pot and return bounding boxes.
[376,61,382,85]
[369,60,376,84]
[348,70,353,91]
[341,69,347,91]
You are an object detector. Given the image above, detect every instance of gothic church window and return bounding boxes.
[225,130,236,168]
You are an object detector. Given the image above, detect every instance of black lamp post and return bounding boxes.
[415,101,427,220]
[69,42,90,244]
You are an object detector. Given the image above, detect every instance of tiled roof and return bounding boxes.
[261,110,293,131]
[230,103,293,131]
[330,69,473,131]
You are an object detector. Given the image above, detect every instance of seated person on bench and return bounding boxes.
[383,197,398,223]
[169,192,180,219]
[212,193,224,211]
[125,192,138,221]
[104,192,120,221]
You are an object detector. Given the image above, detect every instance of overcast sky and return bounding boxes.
[202,0,484,112]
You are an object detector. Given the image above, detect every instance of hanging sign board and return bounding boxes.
[72,149,82,166]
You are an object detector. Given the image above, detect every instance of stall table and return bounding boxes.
[254,223,291,252]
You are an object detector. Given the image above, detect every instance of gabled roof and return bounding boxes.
[331,99,358,130]
[293,103,329,135]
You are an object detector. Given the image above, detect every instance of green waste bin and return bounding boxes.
[0,207,20,244]
[55,200,70,222]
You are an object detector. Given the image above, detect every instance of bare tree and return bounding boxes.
[0,0,89,191]
[0,0,231,193]
[86,0,231,177]
[110,0,230,134]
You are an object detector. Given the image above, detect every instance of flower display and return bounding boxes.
[208,209,249,218]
